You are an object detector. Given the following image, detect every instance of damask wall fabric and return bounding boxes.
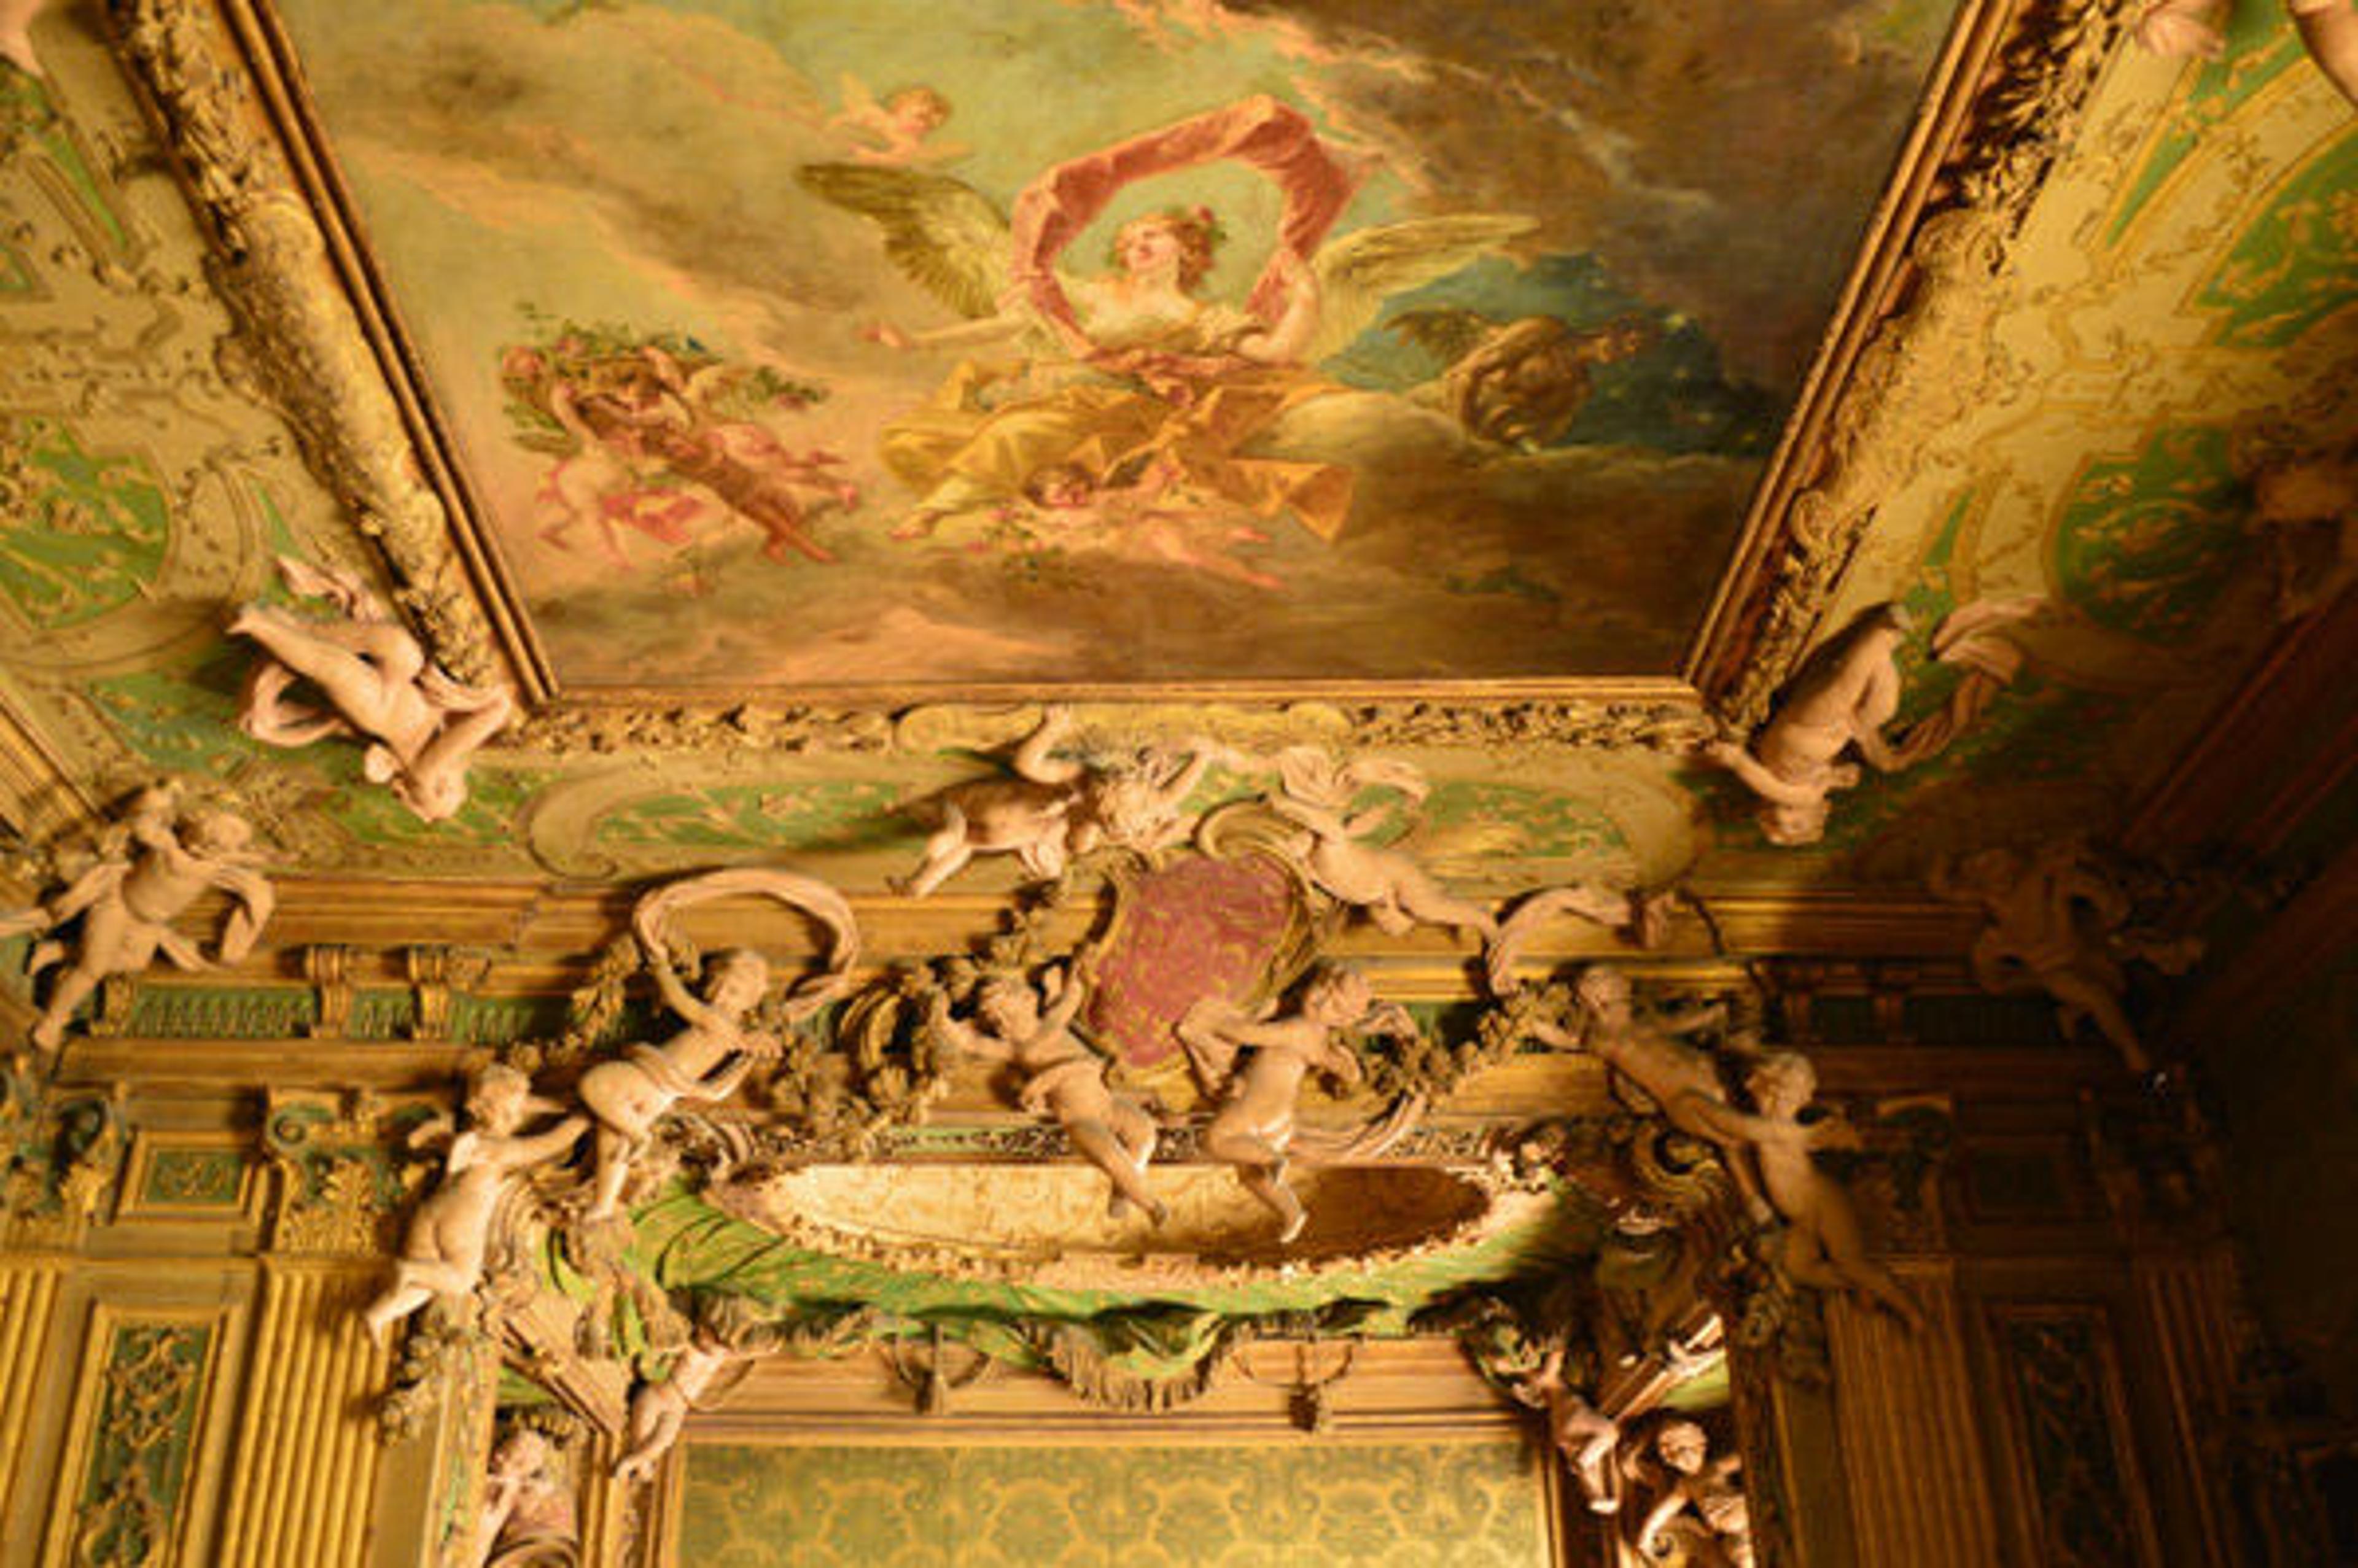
[681,1440,1551,1567]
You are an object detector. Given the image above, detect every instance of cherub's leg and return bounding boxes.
[1239,1165,1307,1243]
[228,611,414,706]
[2044,969,2150,1074]
[1774,1227,1848,1294]
[1068,1117,1169,1227]
[1016,836,1069,882]
[30,963,103,1052]
[586,1127,635,1221]
[1208,1124,1304,1240]
[1838,1256,1924,1332]
[1396,872,1501,943]
[1110,1098,1159,1174]
[362,1283,431,1348]
[37,863,118,925]
[614,1399,685,1485]
[1810,1203,1924,1332]
[1557,1397,1622,1513]
[895,815,973,898]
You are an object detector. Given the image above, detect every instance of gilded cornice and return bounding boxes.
[503,689,1716,760]
[1696,0,2140,726]
[103,0,506,687]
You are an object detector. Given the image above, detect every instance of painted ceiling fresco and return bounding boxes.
[0,0,2348,901]
[263,0,1958,692]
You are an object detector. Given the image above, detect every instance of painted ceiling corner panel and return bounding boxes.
[262,0,1963,695]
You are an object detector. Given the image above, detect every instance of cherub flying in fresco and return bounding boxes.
[824,74,968,168]
[500,328,856,573]
[801,95,1535,566]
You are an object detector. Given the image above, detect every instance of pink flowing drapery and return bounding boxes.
[1008,95,1360,337]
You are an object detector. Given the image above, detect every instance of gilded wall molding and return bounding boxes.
[102,0,504,686]
[506,693,1716,761]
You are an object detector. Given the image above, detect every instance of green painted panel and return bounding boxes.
[594,780,908,852]
[683,1440,1549,1567]
[125,985,316,1040]
[2002,1314,2139,1568]
[141,1147,246,1209]
[2107,5,2306,246]
[0,417,171,629]
[2050,425,2244,645]
[1421,781,1632,863]
[71,1322,214,1566]
[1,69,131,250]
[87,654,265,778]
[2197,128,2358,349]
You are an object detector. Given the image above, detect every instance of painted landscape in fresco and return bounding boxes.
[273,0,1956,689]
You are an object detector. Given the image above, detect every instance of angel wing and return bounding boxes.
[1304,214,1538,364]
[796,162,1013,321]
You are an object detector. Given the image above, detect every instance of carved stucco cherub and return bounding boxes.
[1929,840,2200,1077]
[1178,961,1413,1243]
[1,785,274,1053]
[1703,597,2039,846]
[361,1063,588,1346]
[1511,1343,1624,1515]
[1528,966,1768,1221]
[896,707,1214,896]
[613,1300,880,1484]
[1631,1418,1754,1568]
[231,556,515,823]
[613,1325,742,1486]
[578,869,858,1221]
[1263,748,1499,945]
[928,962,1167,1225]
[1485,882,1673,998]
[465,1426,578,1568]
[1676,1053,1924,1331]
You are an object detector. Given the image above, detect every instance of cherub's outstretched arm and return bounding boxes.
[1269,793,1349,839]
[1318,1032,1365,1087]
[1038,966,1088,1034]
[498,1114,590,1170]
[871,310,1032,353]
[1659,1001,1729,1039]
[645,944,710,1025]
[1237,247,1321,365]
[212,866,274,964]
[1702,739,1830,805]
[1671,1091,1773,1146]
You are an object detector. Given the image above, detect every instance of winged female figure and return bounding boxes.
[800,96,1533,549]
